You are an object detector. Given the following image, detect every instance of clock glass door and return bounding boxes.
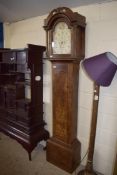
[52,22,71,54]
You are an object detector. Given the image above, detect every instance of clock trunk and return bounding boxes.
[47,61,81,173]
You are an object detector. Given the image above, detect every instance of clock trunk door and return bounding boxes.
[53,62,68,142]
[52,61,78,144]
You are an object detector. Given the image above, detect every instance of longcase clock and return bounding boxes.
[44,7,86,173]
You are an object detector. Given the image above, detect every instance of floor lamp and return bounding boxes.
[78,52,117,175]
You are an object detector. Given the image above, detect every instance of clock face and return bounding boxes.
[52,22,71,54]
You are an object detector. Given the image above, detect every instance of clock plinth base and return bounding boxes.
[46,137,81,173]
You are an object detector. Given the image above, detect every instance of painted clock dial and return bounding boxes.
[52,22,71,54]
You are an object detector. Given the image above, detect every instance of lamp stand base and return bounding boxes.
[78,169,98,175]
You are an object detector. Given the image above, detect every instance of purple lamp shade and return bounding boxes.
[82,52,117,86]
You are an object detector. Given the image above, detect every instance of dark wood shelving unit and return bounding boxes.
[0,44,49,160]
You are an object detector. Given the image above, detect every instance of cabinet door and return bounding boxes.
[17,51,27,64]
[17,51,27,72]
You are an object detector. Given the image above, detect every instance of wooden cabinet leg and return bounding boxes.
[43,146,47,150]
[28,152,32,161]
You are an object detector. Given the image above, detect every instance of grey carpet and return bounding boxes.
[0,132,78,175]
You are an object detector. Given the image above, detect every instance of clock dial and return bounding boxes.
[52,22,71,54]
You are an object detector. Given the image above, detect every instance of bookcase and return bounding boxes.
[0,44,49,160]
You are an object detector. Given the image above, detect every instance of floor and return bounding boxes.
[0,132,80,175]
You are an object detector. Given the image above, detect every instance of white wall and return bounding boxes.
[75,2,117,175]
[4,1,117,175]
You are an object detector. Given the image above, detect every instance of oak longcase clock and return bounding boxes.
[44,7,86,173]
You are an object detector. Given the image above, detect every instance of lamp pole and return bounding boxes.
[78,83,100,175]
[78,52,117,175]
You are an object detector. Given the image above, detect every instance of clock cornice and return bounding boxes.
[44,7,86,30]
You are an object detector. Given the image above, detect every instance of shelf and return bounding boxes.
[0,62,16,64]
[0,83,25,88]
[15,81,30,86]
[9,70,30,73]
[4,84,16,89]
[16,98,31,103]
[0,73,17,76]
[0,62,27,65]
